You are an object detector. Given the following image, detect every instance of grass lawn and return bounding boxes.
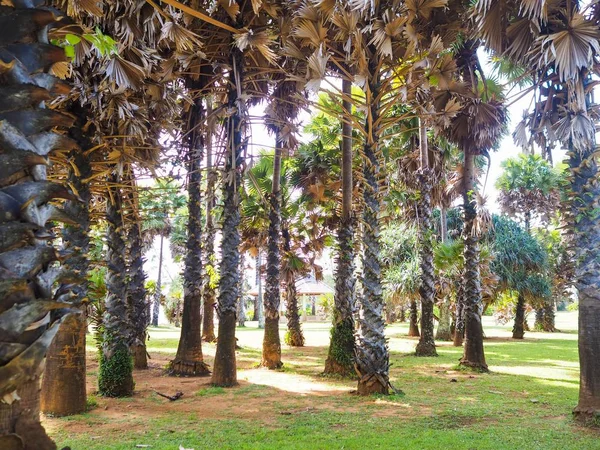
[46,311,600,449]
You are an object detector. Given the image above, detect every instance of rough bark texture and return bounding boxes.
[459,151,488,371]
[41,148,91,416]
[324,220,356,376]
[408,300,420,337]
[212,47,244,387]
[324,78,355,376]
[415,176,437,356]
[0,5,78,446]
[283,228,304,347]
[262,192,283,368]
[453,282,465,346]
[127,215,148,370]
[151,234,164,326]
[436,299,452,341]
[355,72,390,395]
[255,252,265,328]
[569,145,600,419]
[202,148,217,342]
[99,184,135,397]
[512,293,525,340]
[238,253,246,327]
[170,93,210,377]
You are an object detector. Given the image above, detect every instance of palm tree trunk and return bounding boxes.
[436,301,452,341]
[238,252,246,327]
[151,233,164,326]
[128,215,149,370]
[262,133,283,369]
[170,90,210,377]
[512,292,525,339]
[99,181,135,397]
[41,148,91,416]
[212,47,244,387]
[534,307,544,331]
[202,134,217,342]
[416,119,437,357]
[255,252,265,328]
[542,303,555,332]
[325,78,355,376]
[355,70,390,395]
[459,151,488,371]
[282,227,304,347]
[408,300,420,337]
[570,138,600,418]
[453,280,465,346]
[0,5,79,445]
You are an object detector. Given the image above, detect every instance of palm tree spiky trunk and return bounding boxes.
[415,120,437,357]
[99,181,135,397]
[355,71,390,395]
[408,300,420,337]
[151,233,164,326]
[512,292,526,340]
[170,89,210,377]
[202,139,217,343]
[459,151,488,371]
[283,227,304,347]
[212,47,244,387]
[41,149,91,416]
[262,133,283,369]
[127,215,149,370]
[325,78,355,376]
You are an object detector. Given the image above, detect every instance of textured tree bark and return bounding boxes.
[170,89,210,377]
[202,136,217,342]
[127,217,149,370]
[569,143,600,419]
[534,307,544,330]
[436,300,453,341]
[542,303,556,332]
[408,300,420,337]
[255,252,265,328]
[212,46,244,387]
[283,227,304,347]
[41,146,91,416]
[459,151,488,371]
[324,79,356,377]
[99,182,135,397]
[355,70,390,395]
[512,293,525,339]
[238,253,246,327]
[416,120,437,357]
[262,134,283,369]
[151,234,164,326]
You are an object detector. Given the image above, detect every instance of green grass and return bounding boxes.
[52,312,600,449]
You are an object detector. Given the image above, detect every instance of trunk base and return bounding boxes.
[132,342,148,370]
[459,358,489,373]
[573,405,600,425]
[357,374,389,396]
[211,311,238,387]
[284,328,304,347]
[436,329,452,341]
[415,341,438,357]
[453,332,464,347]
[324,319,355,378]
[407,325,420,337]
[261,317,283,369]
[98,346,134,398]
[512,329,524,339]
[168,359,211,377]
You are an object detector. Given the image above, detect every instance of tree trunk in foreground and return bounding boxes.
[512,293,525,340]
[0,5,78,446]
[212,47,244,387]
[355,71,390,395]
[415,120,437,357]
[408,300,420,337]
[283,228,304,347]
[262,135,283,369]
[99,184,134,397]
[170,90,210,377]
[202,135,217,342]
[570,140,600,419]
[459,151,487,371]
[42,147,91,416]
[325,78,355,376]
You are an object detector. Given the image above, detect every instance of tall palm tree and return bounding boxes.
[0,5,82,444]
[475,0,600,418]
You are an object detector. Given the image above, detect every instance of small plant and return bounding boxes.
[86,395,99,411]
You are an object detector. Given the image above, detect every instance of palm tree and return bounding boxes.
[496,153,562,332]
[474,0,600,417]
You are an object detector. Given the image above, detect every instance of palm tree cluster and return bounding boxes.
[1,0,599,446]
